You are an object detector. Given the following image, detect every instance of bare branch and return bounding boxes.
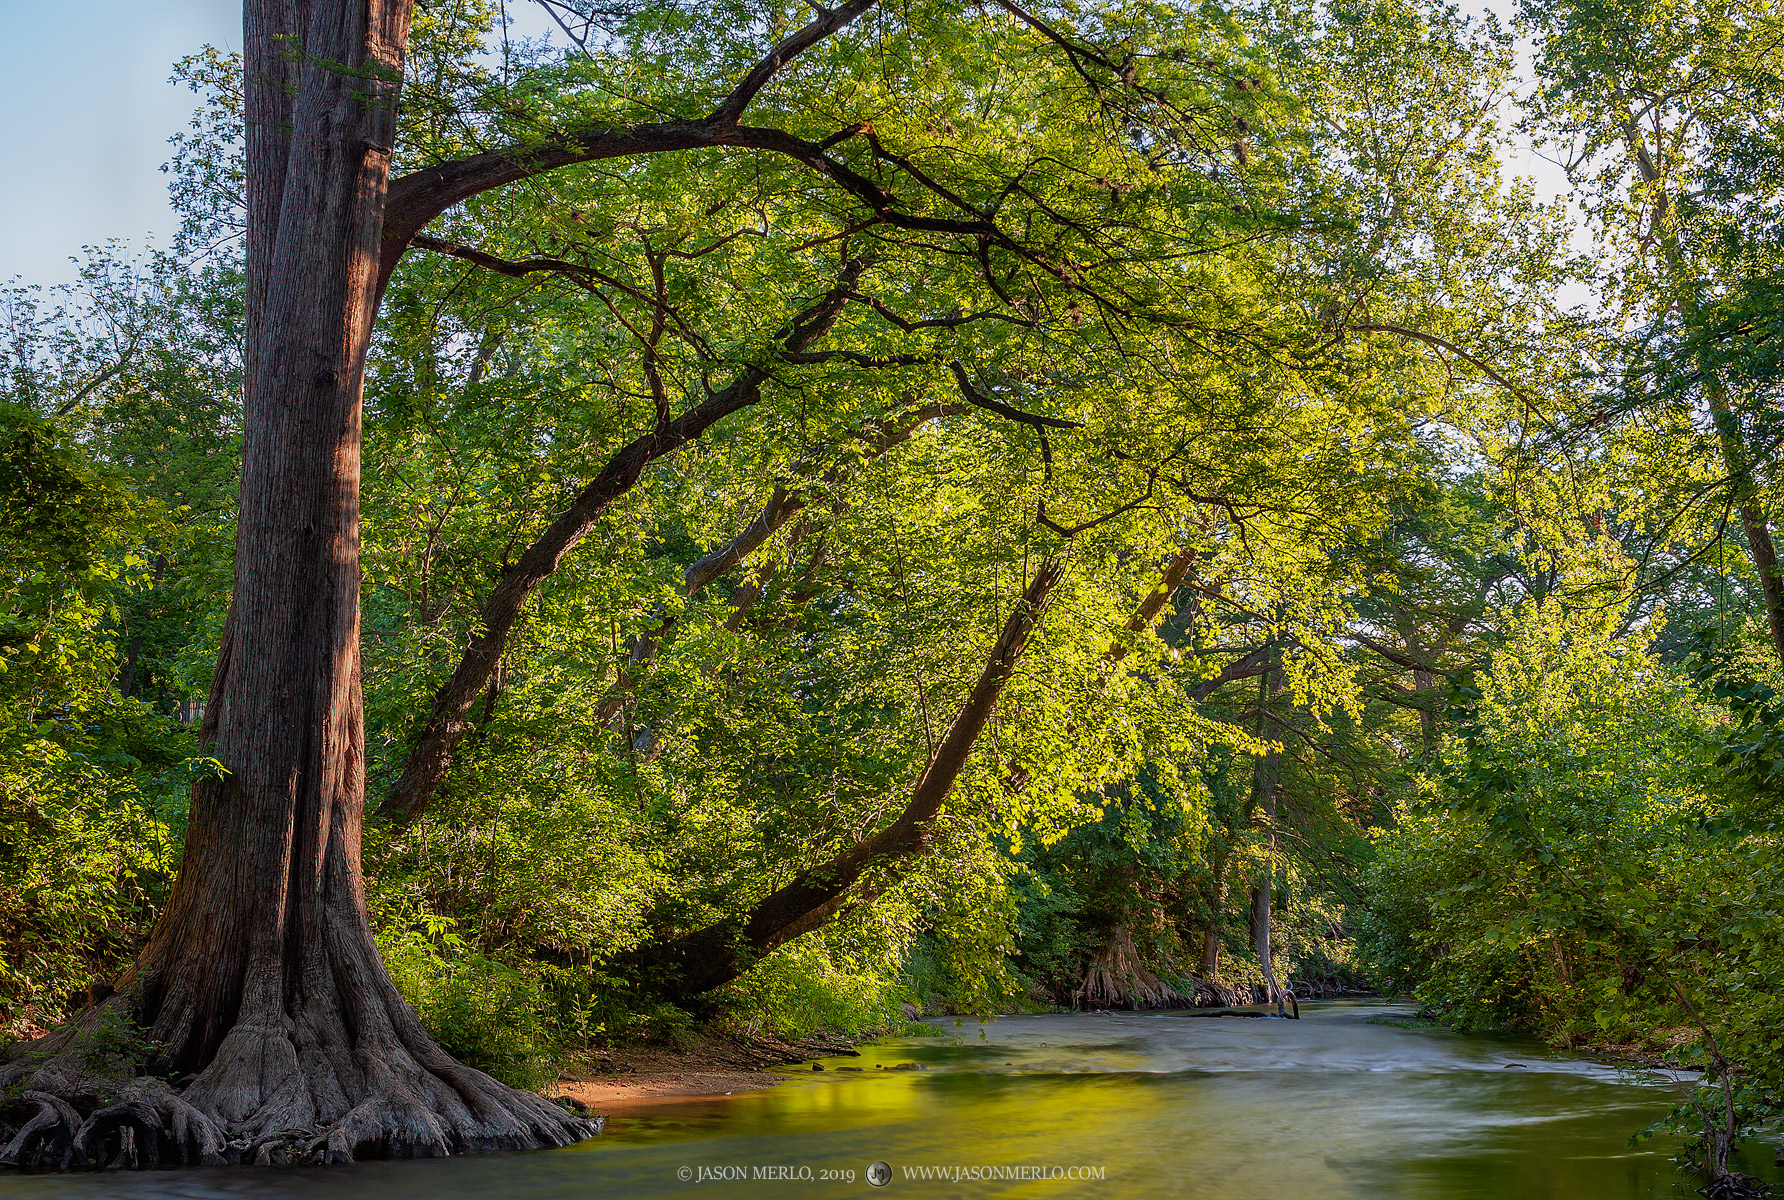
[947,361,1081,430]
[708,0,881,124]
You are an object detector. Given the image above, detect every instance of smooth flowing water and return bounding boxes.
[9,1002,1781,1199]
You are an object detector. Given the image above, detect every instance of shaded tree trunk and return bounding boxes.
[1615,101,1784,668]
[117,634,142,699]
[1198,923,1221,980]
[1249,875,1279,1005]
[1247,665,1289,1013]
[1198,855,1227,980]
[3,0,1150,1170]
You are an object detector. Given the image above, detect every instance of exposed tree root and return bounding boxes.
[1699,1173,1770,1200]
[1071,928,1308,1011]
[1181,976,1259,1008]
[0,1077,229,1172]
[0,999,600,1174]
[1075,927,1190,1010]
[0,1092,85,1172]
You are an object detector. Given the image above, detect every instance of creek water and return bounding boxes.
[9,1002,1781,1199]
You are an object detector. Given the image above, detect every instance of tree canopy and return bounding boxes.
[2,0,1782,1188]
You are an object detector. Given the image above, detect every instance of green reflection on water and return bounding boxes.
[7,1003,1779,1199]
[579,1003,1780,1199]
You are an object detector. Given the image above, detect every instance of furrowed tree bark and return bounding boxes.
[377,269,863,824]
[0,0,594,1170]
[629,557,1066,1002]
[4,0,1193,1171]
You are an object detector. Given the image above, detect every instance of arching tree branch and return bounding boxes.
[377,262,865,823]
[628,556,1067,1000]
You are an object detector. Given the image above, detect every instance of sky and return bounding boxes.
[0,0,240,288]
[0,0,1582,294]
[0,0,573,292]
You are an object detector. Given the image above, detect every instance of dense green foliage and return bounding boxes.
[3,0,1782,1186]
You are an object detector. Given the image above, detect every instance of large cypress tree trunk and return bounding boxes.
[0,0,592,1171]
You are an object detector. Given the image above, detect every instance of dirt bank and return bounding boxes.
[547,1029,867,1108]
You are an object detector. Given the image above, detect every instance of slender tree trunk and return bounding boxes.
[1249,876,1274,1001]
[1197,856,1226,980]
[1708,386,1784,665]
[0,0,591,1169]
[1615,100,1784,666]
[1248,665,1287,1012]
[117,634,142,699]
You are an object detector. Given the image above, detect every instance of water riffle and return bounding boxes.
[11,1002,1781,1198]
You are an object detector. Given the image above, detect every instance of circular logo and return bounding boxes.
[676,1165,692,1181]
[867,1160,893,1187]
